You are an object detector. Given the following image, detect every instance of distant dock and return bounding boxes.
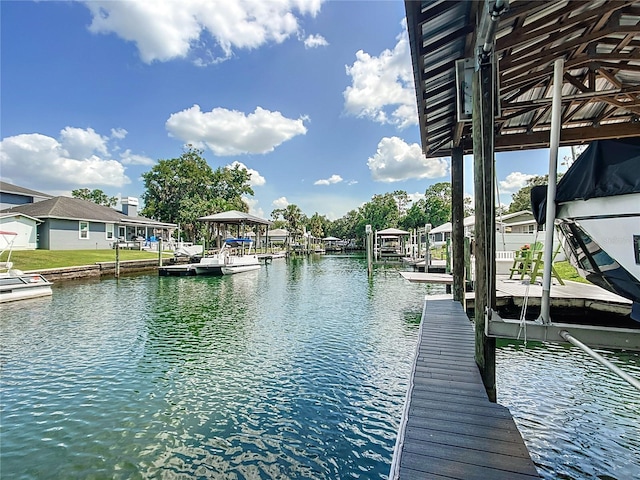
[390,298,540,479]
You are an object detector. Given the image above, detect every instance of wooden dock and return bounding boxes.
[401,273,632,315]
[390,298,540,479]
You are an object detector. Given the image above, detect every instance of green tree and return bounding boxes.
[424,182,452,227]
[271,205,307,241]
[141,146,253,241]
[507,174,563,213]
[327,209,362,242]
[400,198,429,230]
[358,193,400,233]
[308,212,328,239]
[71,188,118,207]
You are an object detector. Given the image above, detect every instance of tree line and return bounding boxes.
[73,147,549,246]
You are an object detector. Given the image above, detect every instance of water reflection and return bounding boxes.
[1,255,426,479]
[497,340,640,479]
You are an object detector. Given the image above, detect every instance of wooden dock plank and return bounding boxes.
[390,298,540,479]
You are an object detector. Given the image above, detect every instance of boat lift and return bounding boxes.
[484,59,640,390]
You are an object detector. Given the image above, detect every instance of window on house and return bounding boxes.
[118,226,126,240]
[79,221,89,239]
[106,223,114,240]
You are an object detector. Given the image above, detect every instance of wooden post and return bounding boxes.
[115,242,120,278]
[451,146,464,303]
[472,59,497,402]
[158,238,163,267]
[366,224,373,276]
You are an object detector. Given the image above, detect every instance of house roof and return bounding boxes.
[499,210,533,222]
[430,216,480,234]
[405,1,640,158]
[0,212,43,224]
[268,228,289,236]
[0,196,176,227]
[0,181,53,199]
[198,210,273,226]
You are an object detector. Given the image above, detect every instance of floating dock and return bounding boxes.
[158,263,198,276]
[390,298,540,479]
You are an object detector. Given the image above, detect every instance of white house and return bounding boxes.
[0,213,42,250]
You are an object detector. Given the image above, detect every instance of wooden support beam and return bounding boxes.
[451,146,465,304]
[472,62,496,403]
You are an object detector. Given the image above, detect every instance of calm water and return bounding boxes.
[1,255,431,479]
[1,254,639,479]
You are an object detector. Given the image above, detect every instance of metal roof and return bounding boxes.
[198,210,273,226]
[405,0,640,158]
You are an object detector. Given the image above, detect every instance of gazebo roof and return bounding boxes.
[198,210,272,226]
[377,228,410,236]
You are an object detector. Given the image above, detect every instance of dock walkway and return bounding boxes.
[390,298,540,479]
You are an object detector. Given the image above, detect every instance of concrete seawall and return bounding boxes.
[26,259,163,282]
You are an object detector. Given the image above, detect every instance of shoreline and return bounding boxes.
[25,258,182,282]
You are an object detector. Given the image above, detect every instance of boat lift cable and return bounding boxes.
[517,229,540,347]
[559,330,640,392]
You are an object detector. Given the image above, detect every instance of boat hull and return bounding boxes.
[0,274,53,303]
[556,193,640,307]
[221,264,261,275]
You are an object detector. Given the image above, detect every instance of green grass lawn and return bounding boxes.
[1,249,172,271]
[553,260,590,284]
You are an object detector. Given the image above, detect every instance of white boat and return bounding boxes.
[532,137,640,320]
[0,231,53,303]
[195,238,260,276]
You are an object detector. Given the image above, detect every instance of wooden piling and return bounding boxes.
[451,146,465,304]
[115,243,120,278]
[472,60,496,402]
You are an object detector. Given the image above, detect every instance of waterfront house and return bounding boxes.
[499,210,537,234]
[0,181,52,210]
[0,212,42,250]
[0,196,176,250]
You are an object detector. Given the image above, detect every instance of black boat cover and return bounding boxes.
[531,137,640,225]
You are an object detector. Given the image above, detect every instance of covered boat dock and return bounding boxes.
[393,1,640,478]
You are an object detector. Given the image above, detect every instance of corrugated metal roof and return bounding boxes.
[405,0,640,158]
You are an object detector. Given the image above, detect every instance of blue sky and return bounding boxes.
[1,0,568,220]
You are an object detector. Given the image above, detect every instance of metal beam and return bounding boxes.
[486,310,640,351]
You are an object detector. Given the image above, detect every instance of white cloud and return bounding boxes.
[82,0,325,64]
[59,126,109,159]
[314,174,342,186]
[499,172,534,193]
[407,192,425,204]
[272,196,289,209]
[243,196,264,218]
[120,149,155,166]
[227,161,266,187]
[166,104,308,156]
[367,137,448,182]
[304,34,328,49]
[0,130,130,190]
[343,21,417,130]
[110,128,128,140]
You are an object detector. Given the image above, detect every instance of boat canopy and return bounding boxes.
[532,137,640,225]
[225,237,253,244]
